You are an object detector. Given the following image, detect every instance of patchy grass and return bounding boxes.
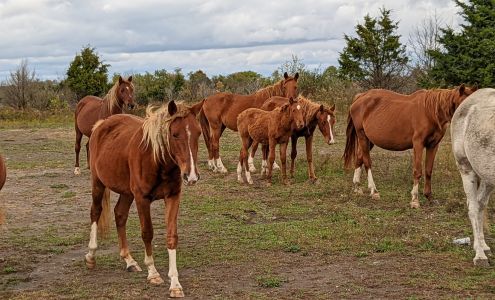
[0,114,494,299]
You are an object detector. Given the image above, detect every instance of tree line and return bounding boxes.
[0,0,492,111]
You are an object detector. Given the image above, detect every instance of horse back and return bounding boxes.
[75,96,105,137]
[260,96,288,111]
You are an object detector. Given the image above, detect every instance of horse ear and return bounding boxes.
[295,72,299,80]
[319,104,324,112]
[128,76,132,82]
[284,72,289,79]
[459,84,465,95]
[118,76,123,84]
[288,97,294,104]
[168,100,178,116]
[330,103,336,111]
[190,99,204,116]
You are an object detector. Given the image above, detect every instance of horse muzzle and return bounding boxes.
[127,103,136,110]
[182,173,199,186]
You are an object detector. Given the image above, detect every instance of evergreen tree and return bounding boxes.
[338,8,408,90]
[66,46,110,99]
[428,0,495,87]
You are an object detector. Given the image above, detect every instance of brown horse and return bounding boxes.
[74,75,135,175]
[199,72,299,173]
[0,154,5,191]
[248,96,336,183]
[343,85,477,208]
[0,154,5,224]
[237,97,305,185]
[85,100,203,298]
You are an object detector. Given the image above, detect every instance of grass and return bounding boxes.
[0,112,494,298]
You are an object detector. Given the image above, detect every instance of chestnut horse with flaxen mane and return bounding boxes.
[248,96,336,183]
[199,72,299,173]
[343,85,477,208]
[237,97,305,185]
[74,76,135,175]
[85,100,203,298]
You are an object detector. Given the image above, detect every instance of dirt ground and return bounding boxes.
[0,123,494,299]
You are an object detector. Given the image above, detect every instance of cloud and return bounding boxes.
[0,0,463,80]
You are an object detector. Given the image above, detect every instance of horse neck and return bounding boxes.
[254,83,283,103]
[277,109,293,132]
[423,90,455,126]
[101,96,122,117]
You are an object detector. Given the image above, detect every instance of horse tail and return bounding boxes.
[343,112,357,169]
[199,105,211,151]
[98,188,111,237]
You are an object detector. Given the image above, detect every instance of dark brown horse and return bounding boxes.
[248,96,336,183]
[74,75,135,175]
[237,97,304,185]
[85,100,203,298]
[199,72,299,173]
[343,85,477,208]
[0,154,5,224]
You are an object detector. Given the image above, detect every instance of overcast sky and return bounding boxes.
[0,0,462,80]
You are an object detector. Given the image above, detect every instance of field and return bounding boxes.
[0,112,494,299]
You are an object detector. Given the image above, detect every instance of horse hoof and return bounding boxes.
[249,166,257,173]
[85,255,95,269]
[265,182,272,187]
[474,258,490,267]
[410,201,420,209]
[371,192,380,200]
[248,180,254,185]
[283,180,290,186]
[126,265,142,272]
[148,275,164,285]
[170,288,185,298]
[353,187,363,195]
[74,167,81,175]
[219,167,228,174]
[484,249,492,257]
[273,165,280,171]
[309,178,319,185]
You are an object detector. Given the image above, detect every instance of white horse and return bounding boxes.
[451,88,495,267]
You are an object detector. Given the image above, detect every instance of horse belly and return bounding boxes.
[77,103,101,137]
[363,121,413,151]
[247,125,268,144]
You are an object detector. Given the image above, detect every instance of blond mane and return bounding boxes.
[141,102,191,163]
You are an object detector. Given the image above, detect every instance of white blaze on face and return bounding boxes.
[186,125,198,182]
[297,104,301,110]
[327,115,335,144]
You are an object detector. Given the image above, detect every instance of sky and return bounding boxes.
[0,0,463,81]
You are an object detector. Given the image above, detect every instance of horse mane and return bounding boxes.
[297,96,333,124]
[422,88,458,122]
[141,102,191,163]
[254,80,284,98]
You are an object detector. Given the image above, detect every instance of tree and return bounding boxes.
[4,59,36,109]
[338,8,409,90]
[65,46,110,99]
[428,0,495,87]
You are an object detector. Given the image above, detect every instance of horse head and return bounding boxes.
[117,76,136,110]
[316,104,336,145]
[282,97,304,130]
[453,84,478,110]
[282,72,299,99]
[167,100,204,186]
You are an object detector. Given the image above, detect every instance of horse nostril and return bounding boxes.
[128,103,135,110]
[182,173,188,182]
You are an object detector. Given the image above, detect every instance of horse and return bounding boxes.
[199,72,299,173]
[74,75,135,175]
[247,96,336,183]
[0,154,6,224]
[451,88,495,267]
[343,85,477,208]
[237,97,305,185]
[85,99,204,298]
[0,154,5,191]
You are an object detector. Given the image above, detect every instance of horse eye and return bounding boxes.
[173,133,179,138]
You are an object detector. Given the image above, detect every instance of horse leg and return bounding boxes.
[410,142,424,208]
[423,144,440,201]
[305,135,318,183]
[248,141,259,173]
[476,181,493,260]
[357,133,379,199]
[85,141,90,170]
[85,179,105,269]
[208,124,220,172]
[211,125,227,173]
[165,193,185,298]
[266,140,276,186]
[290,136,297,179]
[243,138,254,184]
[135,197,163,285]
[280,142,289,185]
[114,194,141,272]
[74,127,82,175]
[260,144,268,178]
[352,144,364,194]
